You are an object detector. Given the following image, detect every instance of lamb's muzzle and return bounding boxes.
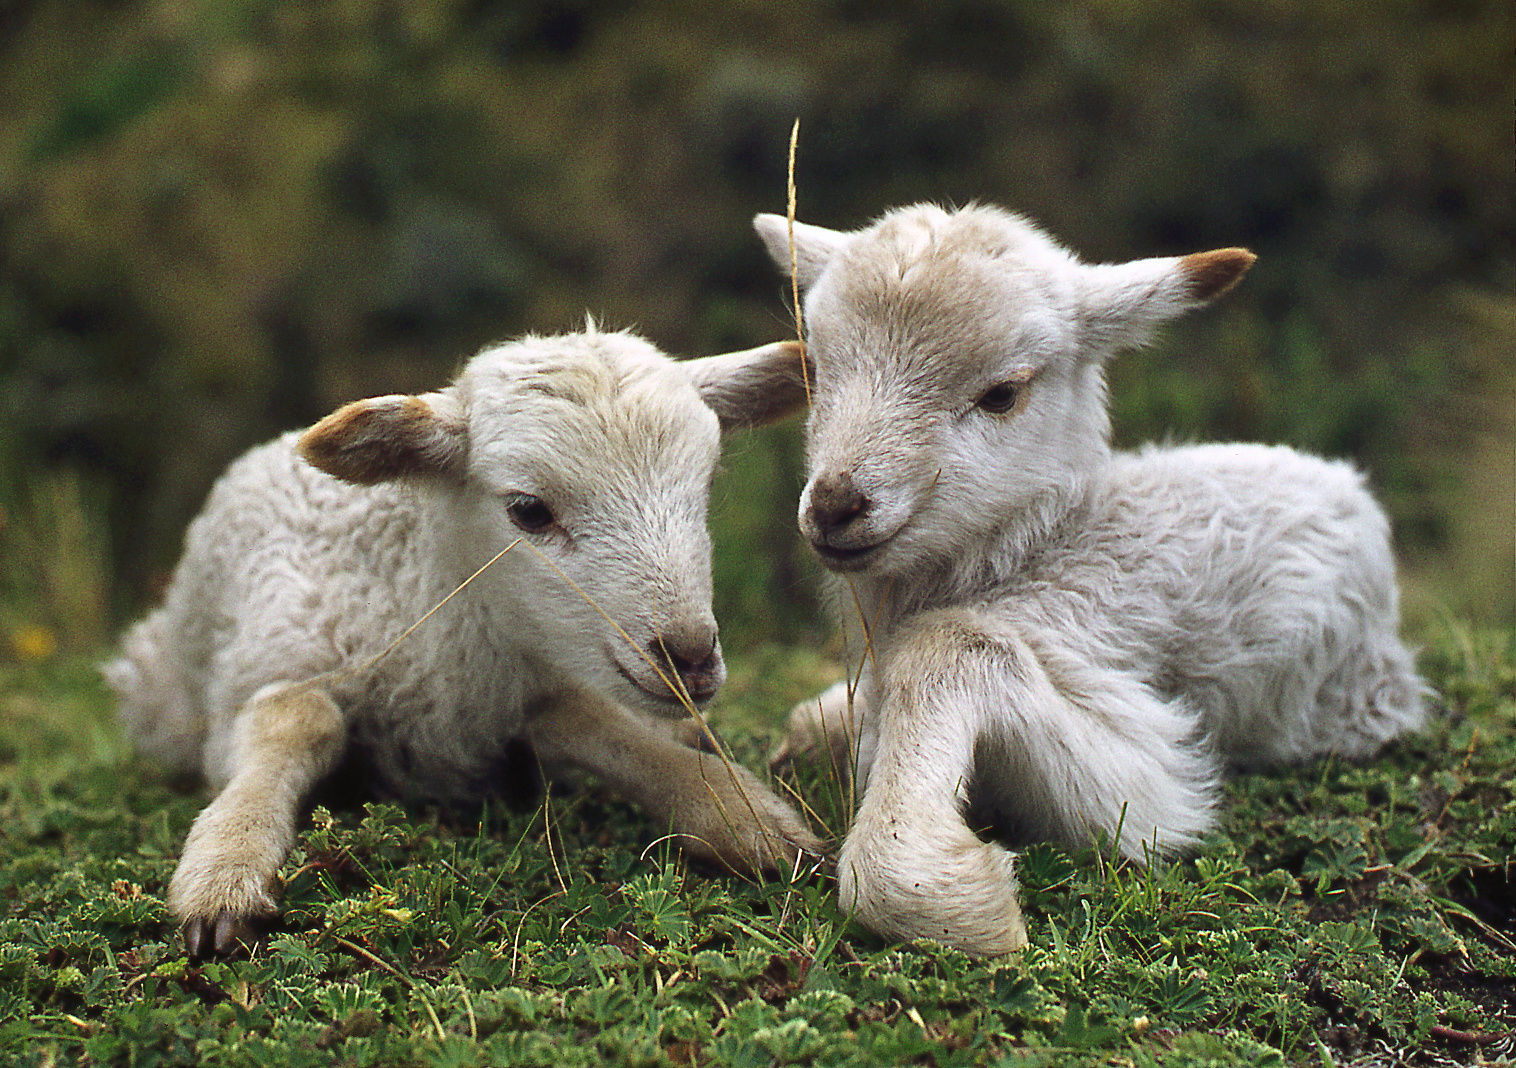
[634,624,724,705]
[802,468,890,568]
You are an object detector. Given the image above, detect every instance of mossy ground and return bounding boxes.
[2,623,1512,1067]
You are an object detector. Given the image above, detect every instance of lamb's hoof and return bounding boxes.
[796,845,837,880]
[742,826,831,880]
[722,795,833,880]
[182,911,258,959]
[787,834,834,876]
[168,861,279,959]
[838,832,1029,957]
[953,917,1029,957]
[846,888,1030,958]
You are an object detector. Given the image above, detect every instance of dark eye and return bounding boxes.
[506,494,555,532]
[976,382,1021,414]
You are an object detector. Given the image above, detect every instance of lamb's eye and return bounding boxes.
[976,382,1021,414]
[506,494,555,532]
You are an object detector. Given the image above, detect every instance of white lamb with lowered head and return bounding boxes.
[755,203,1429,957]
[106,325,823,957]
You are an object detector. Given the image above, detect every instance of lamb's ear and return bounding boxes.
[753,214,848,291]
[686,341,813,431]
[298,391,467,485]
[1079,247,1256,355]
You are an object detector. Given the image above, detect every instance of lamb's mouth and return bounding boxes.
[810,531,897,571]
[612,658,716,709]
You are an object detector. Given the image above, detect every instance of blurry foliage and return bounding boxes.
[0,0,1510,645]
[0,453,111,662]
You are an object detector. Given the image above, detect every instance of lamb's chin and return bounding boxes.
[818,545,930,585]
[812,542,885,572]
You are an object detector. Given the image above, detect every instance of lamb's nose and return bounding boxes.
[808,471,870,537]
[650,627,722,699]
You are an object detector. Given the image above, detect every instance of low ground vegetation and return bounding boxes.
[1,624,1511,1067]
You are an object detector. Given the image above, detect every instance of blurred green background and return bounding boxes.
[0,0,1511,669]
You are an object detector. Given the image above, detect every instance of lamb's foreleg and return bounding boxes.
[841,610,1221,957]
[528,690,825,876]
[837,612,1029,957]
[168,683,346,956]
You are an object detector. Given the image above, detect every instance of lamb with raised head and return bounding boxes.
[106,326,823,957]
[754,203,1428,957]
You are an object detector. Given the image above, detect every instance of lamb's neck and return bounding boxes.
[979,478,1090,578]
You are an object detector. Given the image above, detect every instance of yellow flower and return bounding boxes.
[10,624,57,663]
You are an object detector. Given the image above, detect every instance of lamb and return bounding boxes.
[105,325,823,957]
[754,203,1429,956]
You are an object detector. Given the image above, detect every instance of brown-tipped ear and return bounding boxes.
[1081,247,1256,357]
[298,392,466,485]
[1179,247,1256,303]
[685,340,814,431]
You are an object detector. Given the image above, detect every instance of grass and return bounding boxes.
[0,622,1512,1068]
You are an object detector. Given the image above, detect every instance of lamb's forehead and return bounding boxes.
[460,330,720,481]
[812,204,1082,379]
